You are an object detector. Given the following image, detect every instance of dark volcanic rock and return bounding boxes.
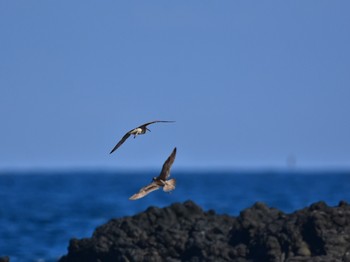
[0,257,10,262]
[59,200,350,262]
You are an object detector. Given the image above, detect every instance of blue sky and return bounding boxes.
[1,1,350,170]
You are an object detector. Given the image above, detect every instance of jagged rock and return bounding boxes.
[59,200,350,262]
[0,256,10,262]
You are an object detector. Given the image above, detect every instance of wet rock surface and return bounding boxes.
[59,200,350,262]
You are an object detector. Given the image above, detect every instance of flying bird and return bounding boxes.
[129,147,177,200]
[109,120,175,154]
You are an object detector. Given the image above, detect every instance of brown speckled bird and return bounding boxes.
[129,147,177,200]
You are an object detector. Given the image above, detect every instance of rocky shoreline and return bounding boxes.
[58,200,350,262]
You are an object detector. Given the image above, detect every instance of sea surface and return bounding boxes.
[1,169,350,262]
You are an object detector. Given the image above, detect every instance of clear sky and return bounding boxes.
[1,1,350,170]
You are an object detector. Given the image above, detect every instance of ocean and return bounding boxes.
[1,170,350,262]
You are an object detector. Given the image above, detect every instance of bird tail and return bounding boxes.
[163,179,176,192]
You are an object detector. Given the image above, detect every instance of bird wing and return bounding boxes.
[139,120,175,128]
[129,182,160,200]
[109,132,131,154]
[158,147,177,180]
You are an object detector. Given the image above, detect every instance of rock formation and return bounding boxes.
[59,200,350,262]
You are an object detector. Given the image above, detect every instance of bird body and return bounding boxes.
[110,120,175,154]
[129,127,144,137]
[129,147,177,200]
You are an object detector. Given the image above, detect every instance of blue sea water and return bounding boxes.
[1,170,350,262]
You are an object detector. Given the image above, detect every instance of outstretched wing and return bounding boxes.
[139,120,175,128]
[158,147,177,181]
[109,133,131,154]
[129,182,160,200]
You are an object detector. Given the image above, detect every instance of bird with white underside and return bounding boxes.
[109,120,175,154]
